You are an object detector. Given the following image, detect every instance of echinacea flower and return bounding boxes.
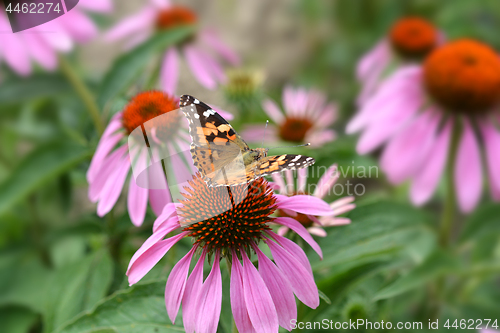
[348,39,500,213]
[242,86,338,147]
[87,90,232,226]
[105,0,239,94]
[127,174,337,333]
[272,165,355,237]
[357,17,441,105]
[0,0,112,75]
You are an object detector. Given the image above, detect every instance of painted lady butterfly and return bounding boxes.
[179,95,315,187]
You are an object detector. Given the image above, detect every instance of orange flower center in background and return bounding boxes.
[155,6,197,30]
[423,39,500,113]
[389,17,438,58]
[279,117,313,143]
[179,175,275,253]
[121,91,181,141]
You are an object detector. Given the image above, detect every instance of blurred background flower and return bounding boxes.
[105,0,239,94]
[0,0,112,75]
[348,39,500,213]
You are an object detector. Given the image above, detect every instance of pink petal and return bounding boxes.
[104,8,155,41]
[241,252,279,333]
[88,145,128,201]
[282,86,296,117]
[1,31,31,75]
[380,111,439,184]
[241,125,279,144]
[306,129,336,147]
[96,157,131,216]
[196,254,222,333]
[275,194,334,216]
[266,238,319,308]
[182,252,206,333]
[480,122,500,198]
[153,203,181,232]
[313,164,339,199]
[184,45,217,90]
[271,173,286,195]
[315,103,338,127]
[149,188,172,216]
[262,99,285,124]
[274,217,322,259]
[455,120,483,213]
[410,121,452,205]
[23,34,57,70]
[297,168,308,193]
[307,227,327,237]
[127,232,187,285]
[254,246,296,331]
[357,40,390,81]
[78,0,113,13]
[266,232,312,275]
[161,47,179,95]
[127,176,149,227]
[37,20,73,52]
[230,254,257,333]
[165,247,196,323]
[200,29,240,65]
[59,10,97,43]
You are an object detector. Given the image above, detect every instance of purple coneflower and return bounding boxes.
[272,165,355,237]
[126,174,337,333]
[105,0,239,94]
[0,0,112,75]
[357,17,441,105]
[87,90,232,226]
[348,39,500,213]
[242,86,337,147]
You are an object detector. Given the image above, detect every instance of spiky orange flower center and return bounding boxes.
[121,91,181,140]
[279,117,313,143]
[179,175,276,253]
[155,6,197,30]
[389,17,438,58]
[423,39,500,113]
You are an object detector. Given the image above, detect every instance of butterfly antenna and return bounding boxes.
[261,120,269,148]
[267,143,311,150]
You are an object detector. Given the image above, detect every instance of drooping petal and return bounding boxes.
[241,251,279,333]
[23,33,57,70]
[266,238,319,308]
[274,217,322,259]
[266,232,312,275]
[307,227,327,237]
[313,164,339,199]
[161,47,179,95]
[306,129,336,147]
[231,254,257,333]
[88,145,128,201]
[78,0,113,13]
[184,45,217,89]
[182,252,206,333]
[410,120,452,205]
[480,122,500,198]
[297,168,308,193]
[262,99,285,125]
[1,29,31,75]
[271,173,287,195]
[254,246,296,331]
[454,120,483,213]
[59,10,97,43]
[153,202,182,232]
[196,254,222,333]
[275,195,334,216]
[127,232,188,285]
[96,157,131,217]
[200,29,240,65]
[127,175,149,227]
[165,246,196,323]
[104,7,155,41]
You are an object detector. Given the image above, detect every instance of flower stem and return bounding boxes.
[439,118,461,247]
[59,56,104,134]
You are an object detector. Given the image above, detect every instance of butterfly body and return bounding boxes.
[180,95,315,187]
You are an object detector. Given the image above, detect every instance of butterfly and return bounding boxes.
[179,95,315,187]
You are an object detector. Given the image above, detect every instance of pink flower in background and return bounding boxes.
[126,175,336,333]
[105,0,239,94]
[272,165,355,237]
[87,90,232,226]
[357,17,442,105]
[242,86,338,147]
[348,39,500,213]
[0,0,112,75]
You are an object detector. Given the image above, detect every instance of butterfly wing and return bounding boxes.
[180,95,249,182]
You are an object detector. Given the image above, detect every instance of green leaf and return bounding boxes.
[56,281,185,333]
[460,203,500,242]
[0,74,70,105]
[373,250,460,300]
[318,290,332,305]
[98,26,195,109]
[45,250,114,333]
[0,306,39,333]
[311,201,435,270]
[0,141,92,215]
